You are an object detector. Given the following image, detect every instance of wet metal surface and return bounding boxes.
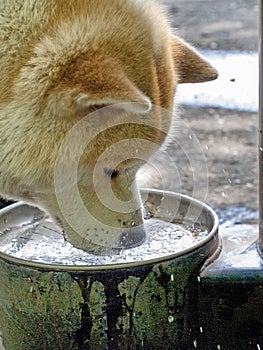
[201,224,262,278]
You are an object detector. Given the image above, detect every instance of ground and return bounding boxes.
[150,0,259,221]
[161,0,258,51]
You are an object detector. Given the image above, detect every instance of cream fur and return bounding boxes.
[0,0,217,253]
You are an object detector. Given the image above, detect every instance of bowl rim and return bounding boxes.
[0,189,219,272]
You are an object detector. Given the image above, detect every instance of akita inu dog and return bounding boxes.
[0,0,217,253]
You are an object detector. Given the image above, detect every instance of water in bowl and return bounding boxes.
[0,206,209,266]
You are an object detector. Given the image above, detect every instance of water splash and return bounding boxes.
[0,214,209,266]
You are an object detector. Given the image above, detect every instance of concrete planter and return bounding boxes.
[0,189,219,350]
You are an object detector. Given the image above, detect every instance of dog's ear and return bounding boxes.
[172,36,218,84]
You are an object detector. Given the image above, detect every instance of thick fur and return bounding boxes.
[0,0,217,253]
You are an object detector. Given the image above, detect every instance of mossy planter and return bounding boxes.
[0,189,219,350]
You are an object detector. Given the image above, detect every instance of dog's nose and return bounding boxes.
[119,226,146,249]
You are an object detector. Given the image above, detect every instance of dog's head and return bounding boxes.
[13,1,217,253]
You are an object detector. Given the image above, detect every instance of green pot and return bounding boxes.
[0,189,219,350]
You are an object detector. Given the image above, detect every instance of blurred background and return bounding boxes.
[139,0,259,226]
[161,0,257,51]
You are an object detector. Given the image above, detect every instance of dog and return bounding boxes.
[0,0,217,254]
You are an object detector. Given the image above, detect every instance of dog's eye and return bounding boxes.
[93,104,107,110]
[104,168,119,179]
